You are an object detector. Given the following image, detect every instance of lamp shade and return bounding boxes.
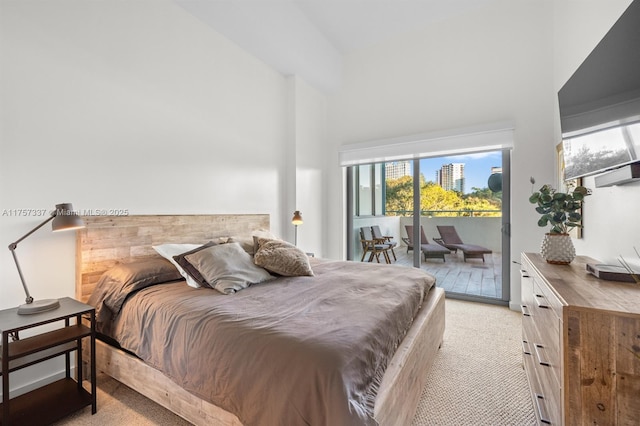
[291,211,303,225]
[52,203,85,231]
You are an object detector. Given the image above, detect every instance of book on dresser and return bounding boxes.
[520,252,640,426]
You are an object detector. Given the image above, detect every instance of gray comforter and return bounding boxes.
[96,258,435,426]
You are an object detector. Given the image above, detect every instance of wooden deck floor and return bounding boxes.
[379,246,503,299]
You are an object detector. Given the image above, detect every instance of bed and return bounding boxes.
[76,214,445,426]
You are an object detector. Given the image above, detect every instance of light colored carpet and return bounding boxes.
[56,299,536,426]
[411,299,536,426]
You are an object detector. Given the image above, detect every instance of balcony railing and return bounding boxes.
[353,214,503,258]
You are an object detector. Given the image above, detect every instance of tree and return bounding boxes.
[420,183,463,215]
[385,175,415,215]
[467,186,501,201]
[385,177,501,217]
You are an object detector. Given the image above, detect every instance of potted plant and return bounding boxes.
[529,178,590,264]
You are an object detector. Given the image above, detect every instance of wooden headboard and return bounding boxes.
[75,214,270,303]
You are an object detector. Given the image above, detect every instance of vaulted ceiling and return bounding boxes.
[174,0,494,91]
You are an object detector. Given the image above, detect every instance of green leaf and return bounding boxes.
[568,212,581,221]
[574,186,589,195]
[552,212,566,223]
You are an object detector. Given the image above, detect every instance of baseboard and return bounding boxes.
[509,300,521,311]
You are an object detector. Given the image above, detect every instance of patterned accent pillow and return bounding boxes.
[227,229,279,255]
[253,238,314,277]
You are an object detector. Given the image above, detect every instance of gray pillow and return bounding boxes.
[88,258,182,326]
[172,241,219,287]
[184,242,274,294]
[254,238,314,277]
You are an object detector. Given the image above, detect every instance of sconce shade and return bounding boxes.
[291,211,303,225]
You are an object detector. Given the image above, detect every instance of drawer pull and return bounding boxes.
[534,344,551,367]
[521,305,531,317]
[522,340,532,355]
[520,269,530,278]
[535,294,549,309]
[535,393,552,424]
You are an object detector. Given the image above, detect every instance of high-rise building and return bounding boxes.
[436,163,465,193]
[385,161,411,180]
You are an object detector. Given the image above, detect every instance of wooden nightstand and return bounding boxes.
[0,297,96,425]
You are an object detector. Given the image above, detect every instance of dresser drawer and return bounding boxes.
[520,264,538,347]
[532,283,561,351]
[523,347,562,425]
[530,290,562,389]
[533,276,563,321]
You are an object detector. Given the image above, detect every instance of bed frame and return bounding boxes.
[76,214,445,426]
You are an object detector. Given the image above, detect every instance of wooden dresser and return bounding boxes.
[520,252,640,425]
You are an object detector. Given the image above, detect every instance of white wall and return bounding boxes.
[287,76,328,256]
[0,0,301,394]
[0,0,294,307]
[326,0,556,309]
[552,0,640,269]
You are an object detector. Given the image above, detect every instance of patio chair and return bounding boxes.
[434,225,492,262]
[360,226,392,263]
[371,225,397,261]
[403,225,450,262]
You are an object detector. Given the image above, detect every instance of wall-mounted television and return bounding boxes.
[559,0,640,182]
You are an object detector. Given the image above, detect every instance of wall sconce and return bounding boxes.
[291,210,303,246]
[8,203,85,315]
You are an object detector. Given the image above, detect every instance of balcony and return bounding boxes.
[354,214,503,300]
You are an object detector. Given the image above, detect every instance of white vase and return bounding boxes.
[540,233,575,265]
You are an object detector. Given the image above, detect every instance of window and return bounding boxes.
[354,164,384,216]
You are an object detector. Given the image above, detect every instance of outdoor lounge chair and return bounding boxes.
[403,225,450,262]
[434,225,492,262]
[371,225,397,261]
[360,226,392,263]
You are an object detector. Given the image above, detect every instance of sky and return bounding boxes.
[414,150,503,193]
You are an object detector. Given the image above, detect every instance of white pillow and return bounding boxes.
[152,243,202,288]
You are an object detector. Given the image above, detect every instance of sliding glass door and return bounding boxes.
[347,149,511,304]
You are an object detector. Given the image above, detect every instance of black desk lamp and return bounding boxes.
[8,203,85,315]
[291,210,303,246]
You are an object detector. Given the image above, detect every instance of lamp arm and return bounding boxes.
[8,213,56,248]
[7,213,56,305]
[9,246,33,304]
